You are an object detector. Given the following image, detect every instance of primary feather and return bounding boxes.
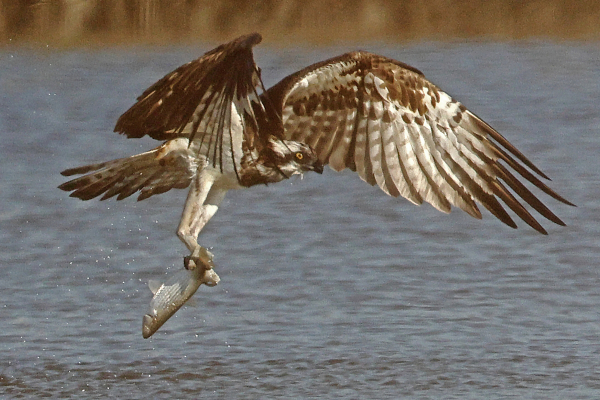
[60,33,572,237]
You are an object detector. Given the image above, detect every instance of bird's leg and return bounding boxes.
[177,169,227,272]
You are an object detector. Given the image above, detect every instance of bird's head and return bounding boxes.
[267,138,324,178]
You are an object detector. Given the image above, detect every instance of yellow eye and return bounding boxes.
[295,152,304,160]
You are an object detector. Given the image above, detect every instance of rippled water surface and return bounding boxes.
[1,41,599,399]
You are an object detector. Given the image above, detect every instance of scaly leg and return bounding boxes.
[177,169,228,271]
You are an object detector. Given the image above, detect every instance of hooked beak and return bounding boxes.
[311,160,324,174]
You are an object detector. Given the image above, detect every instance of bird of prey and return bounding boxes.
[59,32,572,272]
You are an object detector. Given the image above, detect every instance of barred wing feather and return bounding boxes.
[268,52,573,234]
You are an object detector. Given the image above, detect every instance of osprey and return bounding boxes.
[60,33,572,272]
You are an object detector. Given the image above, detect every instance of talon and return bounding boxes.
[183,255,195,270]
[184,246,214,271]
[199,247,214,264]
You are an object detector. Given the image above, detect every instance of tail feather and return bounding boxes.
[61,162,112,177]
[58,140,195,201]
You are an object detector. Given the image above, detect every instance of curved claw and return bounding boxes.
[183,255,192,270]
[184,246,215,270]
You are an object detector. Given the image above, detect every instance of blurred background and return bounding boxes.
[2,0,600,46]
[3,1,600,399]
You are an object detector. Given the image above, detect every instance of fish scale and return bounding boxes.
[142,261,220,339]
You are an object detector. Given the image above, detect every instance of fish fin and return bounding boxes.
[185,297,198,308]
[148,279,163,295]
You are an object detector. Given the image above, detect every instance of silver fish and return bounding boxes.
[142,259,220,339]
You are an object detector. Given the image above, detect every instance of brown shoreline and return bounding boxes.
[2,0,600,48]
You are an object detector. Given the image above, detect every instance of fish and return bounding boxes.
[142,256,220,339]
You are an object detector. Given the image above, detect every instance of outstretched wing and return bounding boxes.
[114,33,266,180]
[267,51,573,234]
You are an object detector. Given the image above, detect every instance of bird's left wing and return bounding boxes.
[267,51,573,233]
[114,33,266,180]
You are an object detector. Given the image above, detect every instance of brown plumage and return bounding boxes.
[60,32,573,246]
[58,34,574,336]
[262,50,573,233]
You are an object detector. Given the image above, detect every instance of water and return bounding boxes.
[1,41,599,398]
